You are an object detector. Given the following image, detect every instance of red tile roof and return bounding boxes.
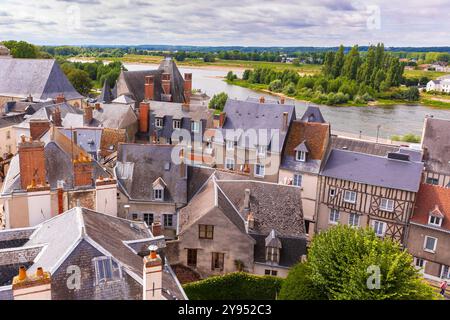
[412,184,450,230]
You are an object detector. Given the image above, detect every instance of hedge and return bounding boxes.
[183,272,283,300]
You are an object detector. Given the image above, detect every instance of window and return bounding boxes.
[428,215,443,227]
[93,257,121,285]
[153,188,163,201]
[379,198,394,212]
[187,249,197,267]
[426,177,439,185]
[373,220,386,237]
[295,151,306,162]
[293,174,302,187]
[173,119,181,129]
[226,140,234,150]
[164,214,173,227]
[424,236,437,253]
[264,269,271,275]
[329,209,340,224]
[254,164,265,177]
[143,213,154,226]
[225,158,235,170]
[266,247,279,263]
[329,188,336,197]
[344,190,357,204]
[155,117,163,128]
[271,270,278,276]
[211,252,225,271]
[414,257,425,269]
[131,213,138,221]
[199,224,214,239]
[191,121,200,133]
[257,145,266,158]
[441,265,450,279]
[348,213,360,227]
[264,269,278,276]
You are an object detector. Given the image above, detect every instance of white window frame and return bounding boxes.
[344,190,357,204]
[441,265,450,279]
[329,209,340,224]
[226,139,234,151]
[93,256,122,285]
[372,220,386,237]
[424,236,437,253]
[414,257,426,271]
[428,215,443,227]
[293,174,302,187]
[153,188,163,201]
[191,121,200,133]
[164,214,173,227]
[155,117,163,128]
[173,119,181,129]
[348,213,360,227]
[254,164,265,177]
[379,198,394,212]
[225,157,235,170]
[295,151,306,162]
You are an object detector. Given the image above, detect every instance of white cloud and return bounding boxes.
[0,0,449,46]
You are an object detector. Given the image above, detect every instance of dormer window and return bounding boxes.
[266,247,280,263]
[173,119,181,129]
[295,151,306,162]
[265,230,281,264]
[428,205,444,227]
[191,121,200,133]
[93,256,122,285]
[154,188,163,201]
[155,117,163,128]
[152,177,167,201]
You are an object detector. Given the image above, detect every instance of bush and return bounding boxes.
[208,92,228,111]
[283,82,297,95]
[226,71,238,82]
[279,263,325,300]
[268,79,283,92]
[391,133,421,143]
[183,272,283,300]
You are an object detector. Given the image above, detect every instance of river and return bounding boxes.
[90,60,450,140]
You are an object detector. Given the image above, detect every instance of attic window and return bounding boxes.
[428,206,444,227]
[295,151,306,162]
[173,119,181,129]
[155,117,163,128]
[93,256,122,285]
[154,188,163,201]
[266,247,280,264]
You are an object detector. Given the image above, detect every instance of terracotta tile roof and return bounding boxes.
[411,184,450,231]
[284,120,330,160]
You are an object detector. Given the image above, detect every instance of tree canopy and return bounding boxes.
[279,225,438,300]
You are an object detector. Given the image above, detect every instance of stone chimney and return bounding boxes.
[18,136,47,190]
[73,154,93,187]
[151,222,162,236]
[282,112,289,132]
[259,96,265,104]
[145,75,155,100]
[143,249,163,300]
[179,148,187,179]
[219,112,227,128]
[244,188,251,210]
[280,97,285,105]
[83,105,93,125]
[52,107,62,127]
[161,73,172,101]
[184,73,192,104]
[247,212,255,230]
[12,266,51,300]
[139,102,150,133]
[29,119,50,141]
[55,94,65,104]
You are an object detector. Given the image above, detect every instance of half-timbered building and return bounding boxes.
[317,149,424,243]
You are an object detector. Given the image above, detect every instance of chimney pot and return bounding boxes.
[36,267,44,278]
[18,266,27,281]
[259,96,265,104]
[145,75,155,100]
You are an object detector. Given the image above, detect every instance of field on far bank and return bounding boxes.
[404,69,450,80]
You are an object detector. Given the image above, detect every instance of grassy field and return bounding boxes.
[404,69,450,80]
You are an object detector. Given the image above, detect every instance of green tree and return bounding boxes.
[3,40,38,58]
[269,79,283,92]
[342,45,360,80]
[322,51,335,77]
[66,69,93,96]
[226,71,237,82]
[403,86,420,101]
[331,45,345,78]
[208,92,228,111]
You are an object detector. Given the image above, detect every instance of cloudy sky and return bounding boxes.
[0,0,449,47]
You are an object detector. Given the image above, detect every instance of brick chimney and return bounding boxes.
[282,112,289,132]
[12,266,51,300]
[145,75,155,100]
[219,112,227,128]
[52,107,62,127]
[161,73,172,101]
[259,96,265,104]
[55,94,65,104]
[18,136,47,190]
[73,154,93,187]
[184,73,192,104]
[139,102,150,133]
[151,222,162,236]
[83,105,93,125]
[143,249,163,300]
[29,119,50,141]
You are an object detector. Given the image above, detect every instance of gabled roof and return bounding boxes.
[300,106,326,123]
[98,81,113,104]
[94,103,137,129]
[411,184,450,231]
[152,177,167,189]
[321,149,423,192]
[116,144,187,204]
[0,59,83,101]
[265,229,282,248]
[422,117,450,175]
[294,141,309,153]
[112,94,135,105]
[331,135,399,156]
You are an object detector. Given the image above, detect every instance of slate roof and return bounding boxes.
[0,207,186,300]
[117,58,186,103]
[331,135,399,156]
[300,106,326,123]
[321,149,424,192]
[0,114,25,129]
[219,99,295,153]
[14,102,82,129]
[93,103,137,129]
[116,144,187,204]
[411,184,450,231]
[0,59,83,101]
[422,117,450,175]
[98,81,113,104]
[60,128,103,157]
